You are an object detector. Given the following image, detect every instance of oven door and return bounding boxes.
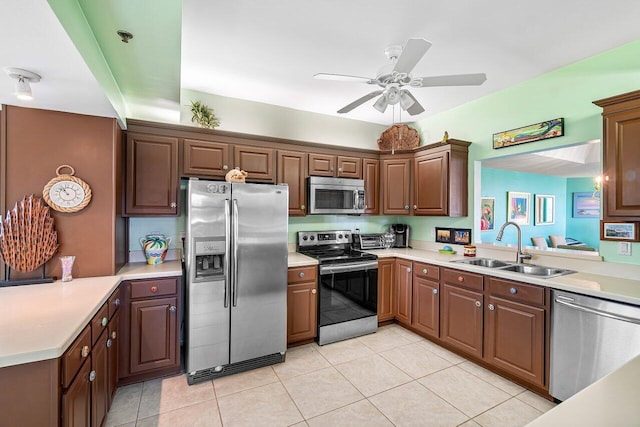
[318,261,378,328]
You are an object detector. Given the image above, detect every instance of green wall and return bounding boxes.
[411,40,640,264]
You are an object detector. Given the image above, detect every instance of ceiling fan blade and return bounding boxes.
[314,73,375,84]
[393,38,432,75]
[404,92,425,116]
[414,73,487,87]
[337,90,384,114]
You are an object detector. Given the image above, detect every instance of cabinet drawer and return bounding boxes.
[413,262,439,281]
[288,266,317,284]
[108,287,121,320]
[62,324,91,389]
[130,278,178,299]
[442,268,483,292]
[91,303,109,345]
[488,277,545,307]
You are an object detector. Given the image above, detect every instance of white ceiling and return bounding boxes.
[481,140,601,177]
[2,1,640,128]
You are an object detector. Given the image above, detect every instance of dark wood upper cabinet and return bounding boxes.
[277,150,307,216]
[377,258,395,322]
[594,90,640,219]
[363,159,380,215]
[125,133,179,216]
[414,151,449,215]
[337,156,362,178]
[233,145,276,182]
[182,138,231,178]
[308,153,336,176]
[381,157,412,215]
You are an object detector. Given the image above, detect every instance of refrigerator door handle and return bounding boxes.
[232,198,239,307]
[224,199,231,308]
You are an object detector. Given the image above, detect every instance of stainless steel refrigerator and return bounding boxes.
[185,179,288,384]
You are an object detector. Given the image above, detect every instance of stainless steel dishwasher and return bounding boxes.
[550,290,640,401]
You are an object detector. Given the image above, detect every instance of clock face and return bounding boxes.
[49,180,86,208]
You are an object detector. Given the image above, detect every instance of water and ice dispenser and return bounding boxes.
[193,238,225,281]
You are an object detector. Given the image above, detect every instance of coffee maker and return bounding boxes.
[389,224,410,248]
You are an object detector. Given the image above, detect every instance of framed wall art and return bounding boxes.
[534,194,555,225]
[573,192,600,218]
[493,118,564,149]
[600,221,639,242]
[480,197,495,231]
[507,191,530,225]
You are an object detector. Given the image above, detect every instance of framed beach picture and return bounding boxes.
[573,192,600,218]
[435,227,453,243]
[493,118,564,149]
[453,228,472,245]
[600,221,639,242]
[507,192,530,225]
[480,197,495,231]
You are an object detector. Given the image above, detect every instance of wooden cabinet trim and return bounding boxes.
[377,258,395,322]
[91,303,109,346]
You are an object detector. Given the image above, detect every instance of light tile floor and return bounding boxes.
[105,324,555,427]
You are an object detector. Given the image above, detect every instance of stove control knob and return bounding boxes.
[302,235,308,241]
[310,236,315,241]
[338,234,343,239]
[345,234,350,239]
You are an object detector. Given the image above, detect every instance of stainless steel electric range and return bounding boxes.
[297,231,378,345]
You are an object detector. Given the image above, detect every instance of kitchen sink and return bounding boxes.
[452,258,511,268]
[452,258,575,278]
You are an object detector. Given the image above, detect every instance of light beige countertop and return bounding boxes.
[0,260,183,369]
[366,248,640,306]
[287,252,318,267]
[526,354,640,426]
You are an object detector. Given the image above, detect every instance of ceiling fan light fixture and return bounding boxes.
[15,77,32,100]
[4,67,41,101]
[399,91,415,110]
[373,94,388,113]
[386,86,401,105]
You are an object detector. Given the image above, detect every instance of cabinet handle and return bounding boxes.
[475,301,481,308]
[330,167,334,172]
[101,317,108,327]
[169,305,177,313]
[89,370,96,382]
[414,205,417,210]
[111,331,117,340]
[150,286,158,293]
[432,288,438,295]
[488,303,495,311]
[422,268,428,274]
[300,205,305,210]
[114,298,120,307]
[170,202,177,208]
[404,205,410,210]
[223,165,229,170]
[106,338,112,348]
[299,272,305,278]
[510,287,517,294]
[80,345,90,358]
[338,167,343,172]
[457,276,464,283]
[311,289,317,295]
[407,267,411,273]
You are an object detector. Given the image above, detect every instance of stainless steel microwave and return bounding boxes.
[308,176,365,215]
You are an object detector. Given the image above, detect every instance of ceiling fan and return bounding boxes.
[315,38,487,116]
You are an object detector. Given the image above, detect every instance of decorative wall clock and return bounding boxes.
[43,165,92,213]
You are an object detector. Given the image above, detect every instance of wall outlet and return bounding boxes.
[618,242,632,256]
[179,231,186,240]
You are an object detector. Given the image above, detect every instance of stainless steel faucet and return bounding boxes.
[496,221,533,264]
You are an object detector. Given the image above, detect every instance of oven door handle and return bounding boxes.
[319,261,378,275]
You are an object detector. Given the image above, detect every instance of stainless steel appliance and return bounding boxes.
[389,224,410,248]
[550,290,640,401]
[354,233,386,250]
[185,179,288,384]
[308,176,365,215]
[297,231,378,345]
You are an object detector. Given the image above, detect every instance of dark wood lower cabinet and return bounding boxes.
[395,259,413,325]
[92,331,109,427]
[107,311,120,409]
[287,282,317,343]
[440,283,483,359]
[412,277,439,338]
[377,258,395,322]
[62,359,91,427]
[130,297,178,374]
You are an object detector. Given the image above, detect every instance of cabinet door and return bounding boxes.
[277,150,307,216]
[125,133,179,216]
[107,311,119,409]
[603,108,640,218]
[363,159,380,215]
[395,258,413,325]
[441,284,483,358]
[130,297,178,374]
[413,151,448,215]
[377,258,395,322]
[308,153,336,176]
[183,138,231,177]
[92,331,109,427]
[412,277,439,338]
[485,295,545,387]
[62,359,91,427]
[337,156,362,178]
[382,158,411,215]
[287,281,317,343]
[233,146,275,182]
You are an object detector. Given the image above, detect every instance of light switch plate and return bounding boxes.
[617,242,632,256]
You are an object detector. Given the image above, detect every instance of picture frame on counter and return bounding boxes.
[600,221,639,242]
[435,227,472,244]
